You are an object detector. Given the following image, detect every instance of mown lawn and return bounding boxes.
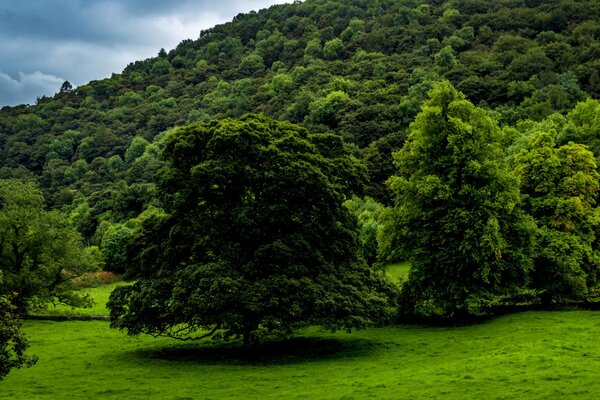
[3,311,600,399]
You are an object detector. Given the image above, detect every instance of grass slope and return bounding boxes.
[3,311,599,399]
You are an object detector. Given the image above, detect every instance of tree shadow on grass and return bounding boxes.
[124,336,385,366]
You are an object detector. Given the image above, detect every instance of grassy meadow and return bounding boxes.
[383,262,411,284]
[31,281,124,317]
[4,272,600,399]
[3,312,600,399]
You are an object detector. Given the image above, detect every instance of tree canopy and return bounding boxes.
[515,132,600,303]
[0,179,99,313]
[2,0,600,252]
[108,115,394,346]
[1,0,600,322]
[384,82,535,318]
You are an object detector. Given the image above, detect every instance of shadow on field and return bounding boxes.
[125,336,382,365]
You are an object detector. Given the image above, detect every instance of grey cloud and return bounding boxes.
[0,71,64,106]
[0,0,291,106]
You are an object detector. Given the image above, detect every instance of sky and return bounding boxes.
[0,0,292,107]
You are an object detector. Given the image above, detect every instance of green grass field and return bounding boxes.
[30,282,127,317]
[384,261,411,284]
[3,311,600,399]
[6,275,599,399]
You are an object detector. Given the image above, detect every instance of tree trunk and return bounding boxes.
[242,323,259,351]
[13,291,28,316]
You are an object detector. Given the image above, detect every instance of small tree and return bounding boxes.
[59,80,73,93]
[0,180,99,313]
[108,115,394,347]
[385,82,535,318]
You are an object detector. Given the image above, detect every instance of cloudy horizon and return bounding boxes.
[0,0,292,107]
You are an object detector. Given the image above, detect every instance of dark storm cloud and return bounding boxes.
[0,0,290,106]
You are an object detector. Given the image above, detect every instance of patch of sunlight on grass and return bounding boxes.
[384,262,410,284]
[32,282,131,317]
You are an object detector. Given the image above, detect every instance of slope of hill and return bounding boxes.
[1,0,599,245]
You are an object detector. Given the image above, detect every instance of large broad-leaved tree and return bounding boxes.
[108,115,394,347]
[384,82,535,318]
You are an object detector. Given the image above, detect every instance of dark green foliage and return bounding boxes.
[108,115,394,346]
[0,287,36,380]
[1,0,599,247]
[0,0,599,323]
[385,82,535,318]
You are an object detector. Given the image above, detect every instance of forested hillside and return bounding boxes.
[1,0,600,263]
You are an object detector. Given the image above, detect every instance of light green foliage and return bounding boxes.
[100,207,163,274]
[386,82,535,318]
[101,224,136,274]
[303,38,322,60]
[323,38,344,60]
[440,8,460,23]
[0,180,100,313]
[203,79,257,116]
[150,58,171,76]
[306,90,350,128]
[343,196,386,266]
[268,73,294,96]
[124,136,149,163]
[237,53,265,76]
[117,91,143,107]
[562,98,600,156]
[108,115,393,346]
[46,130,81,162]
[434,45,458,70]
[255,29,285,67]
[64,159,88,183]
[340,18,365,42]
[515,132,600,302]
[106,155,125,173]
[520,74,588,120]
[397,68,441,126]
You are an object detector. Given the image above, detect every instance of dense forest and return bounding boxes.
[2,0,600,324]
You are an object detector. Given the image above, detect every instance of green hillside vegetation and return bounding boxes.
[1,0,599,237]
[3,0,600,387]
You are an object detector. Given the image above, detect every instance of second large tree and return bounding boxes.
[385,82,535,318]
